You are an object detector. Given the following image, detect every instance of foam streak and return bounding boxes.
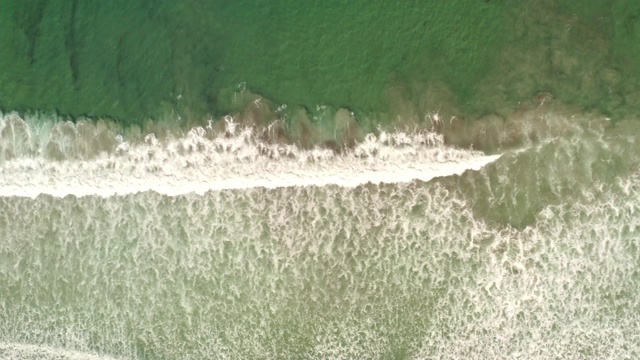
[0,116,501,198]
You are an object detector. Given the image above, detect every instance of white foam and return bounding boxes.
[0,115,501,198]
[0,342,122,360]
[2,122,640,358]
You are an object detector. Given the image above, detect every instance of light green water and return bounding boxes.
[2,1,640,359]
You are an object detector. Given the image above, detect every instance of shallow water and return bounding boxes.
[2,1,640,359]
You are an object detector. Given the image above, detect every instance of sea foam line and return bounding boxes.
[0,117,501,198]
[0,342,122,360]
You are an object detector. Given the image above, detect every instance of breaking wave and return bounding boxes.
[0,113,500,198]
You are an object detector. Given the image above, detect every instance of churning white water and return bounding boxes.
[1,112,640,359]
[0,114,500,198]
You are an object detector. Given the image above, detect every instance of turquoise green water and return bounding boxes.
[2,1,640,359]
[1,1,639,126]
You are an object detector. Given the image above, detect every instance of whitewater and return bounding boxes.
[2,110,640,359]
[0,114,501,198]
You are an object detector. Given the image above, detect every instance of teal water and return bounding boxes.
[1,1,640,126]
[2,1,640,359]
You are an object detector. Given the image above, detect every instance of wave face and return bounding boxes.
[1,111,640,359]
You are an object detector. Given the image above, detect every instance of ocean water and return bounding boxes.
[2,1,640,359]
